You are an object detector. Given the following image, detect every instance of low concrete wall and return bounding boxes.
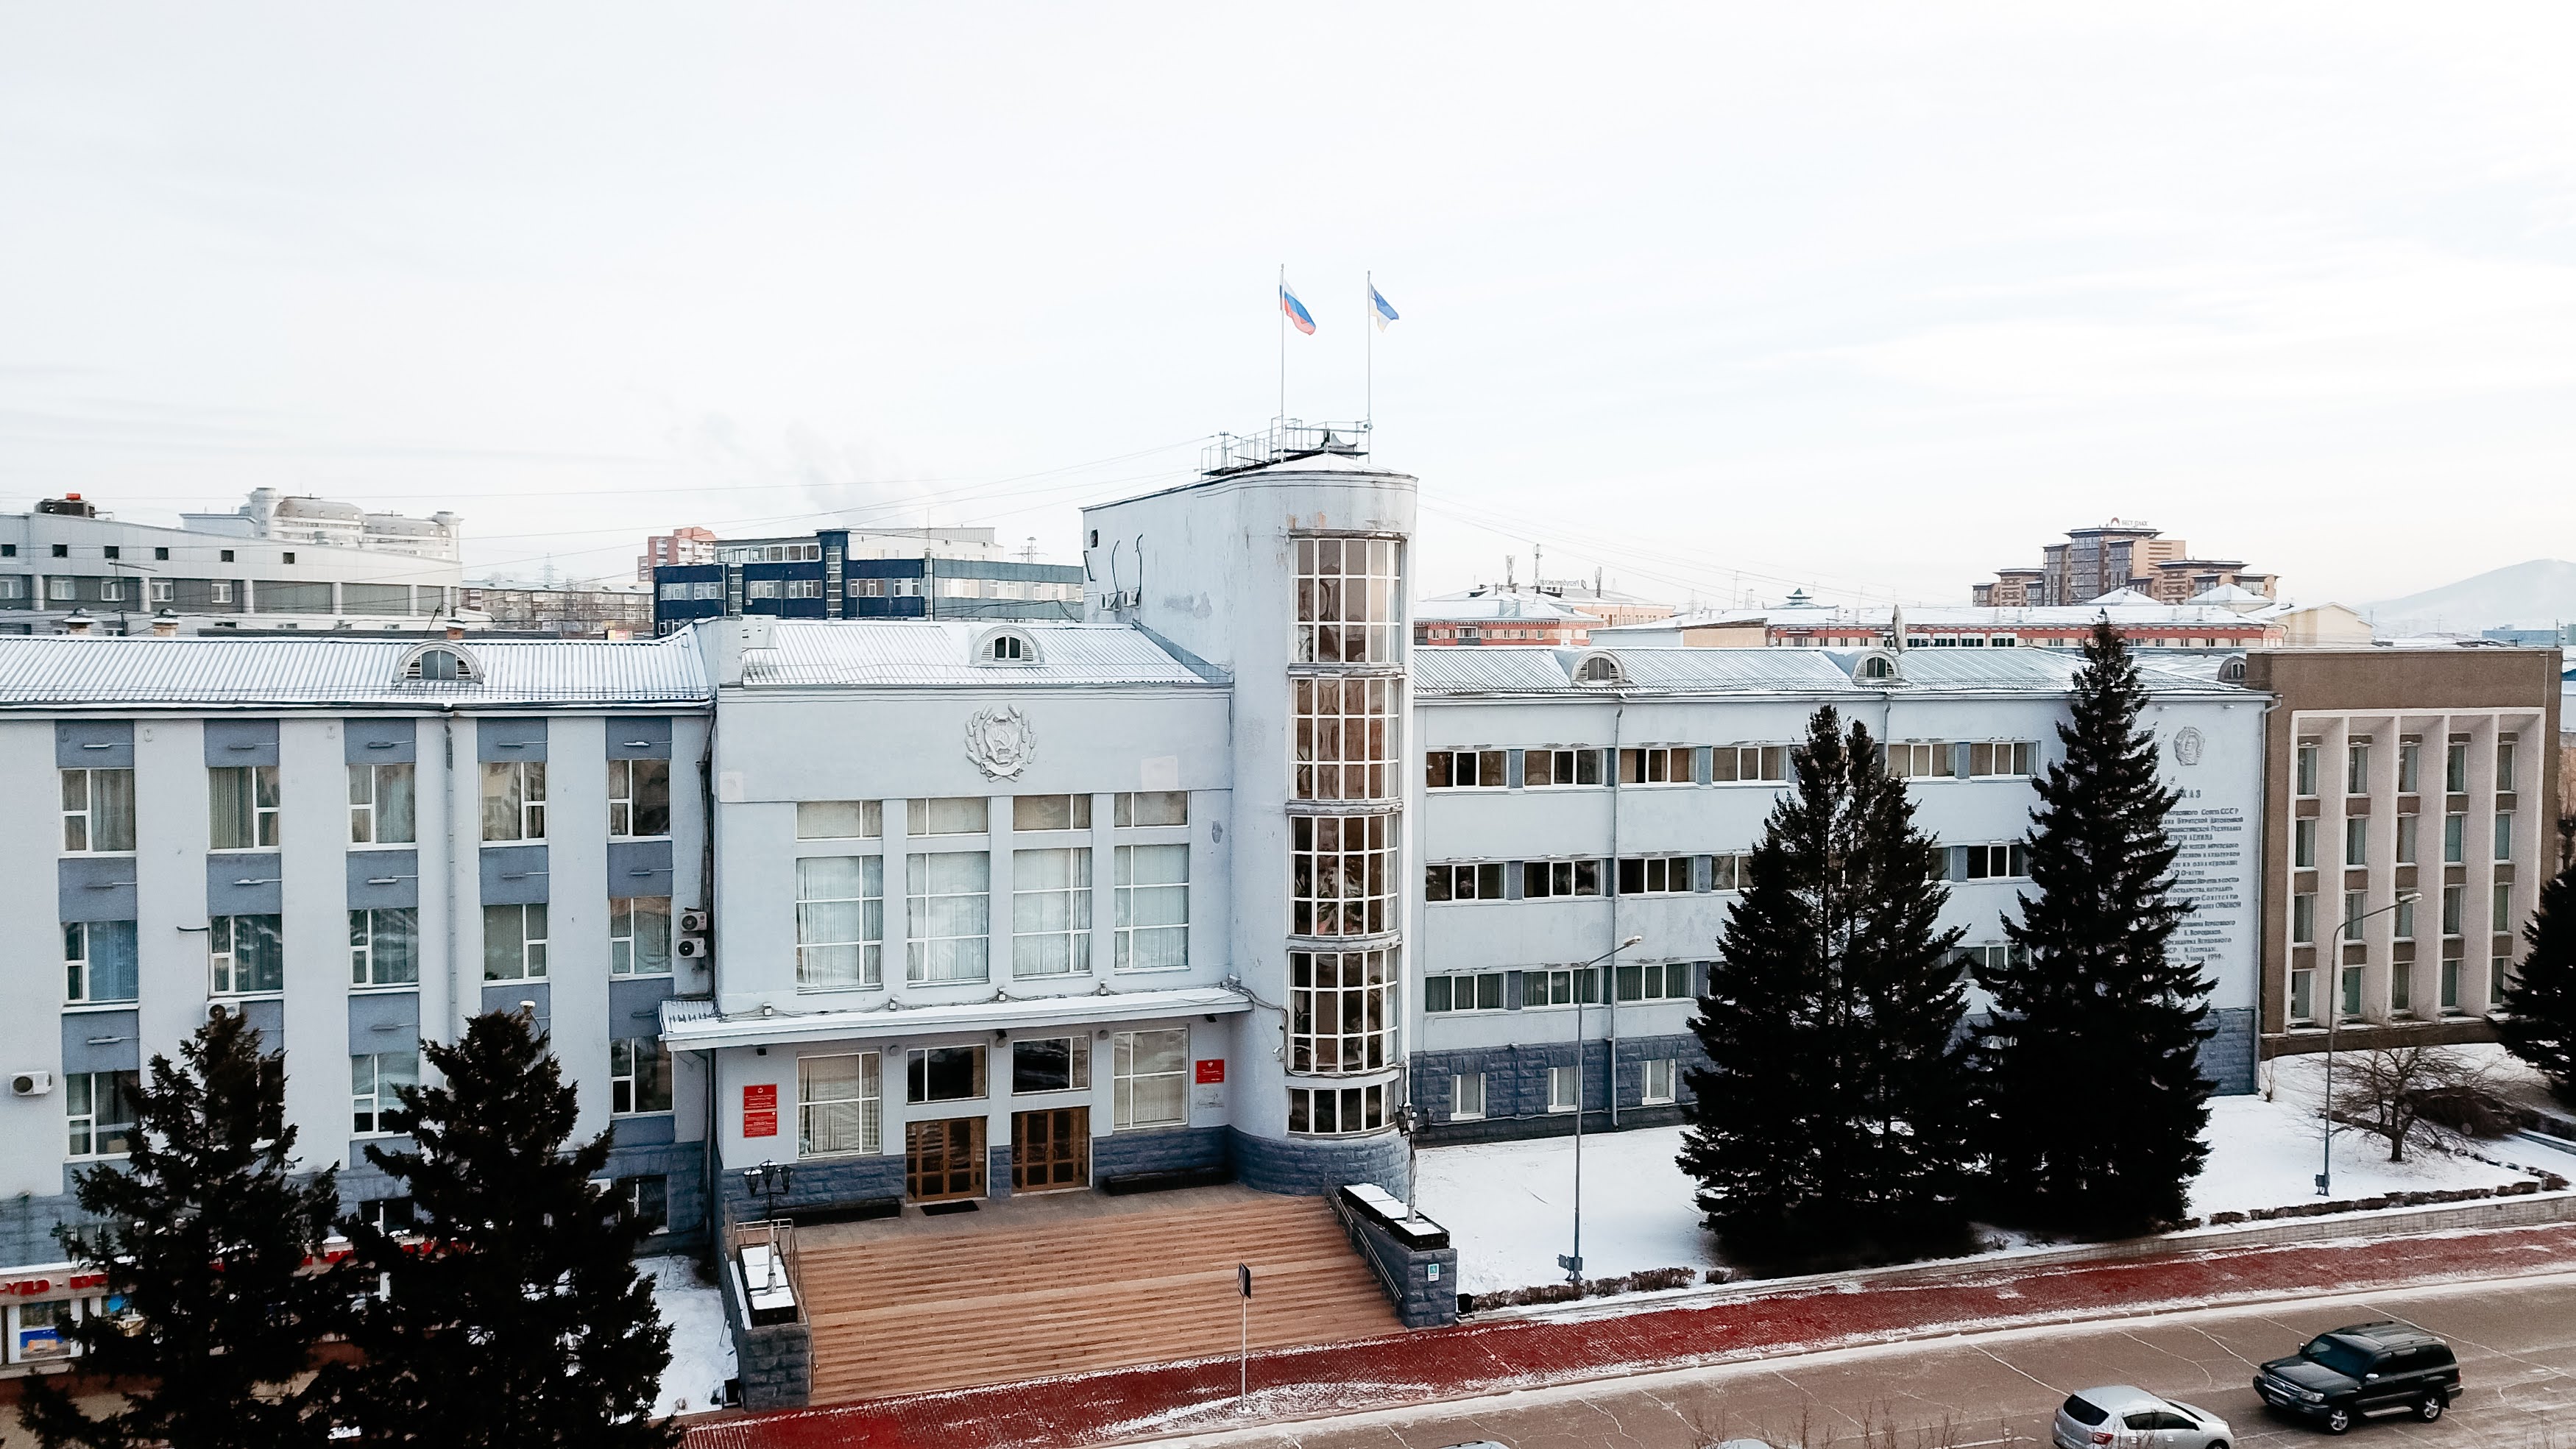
[1346,1211,1459,1329]
[718,1249,810,1411]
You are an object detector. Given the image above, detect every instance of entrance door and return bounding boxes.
[1011,1108,1090,1192]
[905,1117,986,1202]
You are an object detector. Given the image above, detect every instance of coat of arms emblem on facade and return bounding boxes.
[964,706,1036,779]
[2171,726,2205,766]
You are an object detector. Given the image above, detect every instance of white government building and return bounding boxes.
[0,435,2273,1364]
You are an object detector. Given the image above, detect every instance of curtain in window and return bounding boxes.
[88,921,140,1001]
[796,857,881,988]
[799,1055,878,1155]
[1117,844,1189,971]
[907,854,990,983]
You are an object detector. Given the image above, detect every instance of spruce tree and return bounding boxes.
[1680,704,1969,1261]
[2498,857,2576,1099]
[19,1010,342,1449]
[330,1010,673,1448]
[1972,619,2214,1232]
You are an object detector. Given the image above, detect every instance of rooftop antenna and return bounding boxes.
[1532,544,1543,590]
[1022,536,1038,564]
[1504,554,1516,592]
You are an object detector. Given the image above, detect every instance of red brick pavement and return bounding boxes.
[682,1219,2576,1449]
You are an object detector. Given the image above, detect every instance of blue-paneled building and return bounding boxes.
[651,528,1082,634]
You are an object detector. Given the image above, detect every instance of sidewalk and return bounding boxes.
[680,1218,2576,1449]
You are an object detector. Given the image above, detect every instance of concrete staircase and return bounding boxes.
[798,1190,1404,1403]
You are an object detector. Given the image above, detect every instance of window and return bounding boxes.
[797,800,882,839]
[2441,958,2460,1013]
[347,763,416,845]
[210,914,284,994]
[1521,966,1602,1007]
[610,1038,672,1114]
[406,647,472,681]
[2393,896,2416,940]
[1959,843,2028,880]
[1114,843,1189,971]
[618,1176,668,1234]
[907,796,989,835]
[2496,812,2514,861]
[2396,813,2418,864]
[657,582,690,601]
[1451,1073,1486,1121]
[2344,816,2368,866]
[67,1071,141,1157]
[745,579,779,600]
[608,758,670,837]
[1641,1058,1677,1105]
[1950,943,2027,980]
[1967,741,2034,777]
[1114,1029,1189,1128]
[209,765,280,849]
[797,857,882,990]
[1013,794,1091,831]
[1425,749,1505,790]
[2399,740,2421,794]
[2292,891,2315,944]
[349,908,420,986]
[2290,967,2315,1024]
[2444,812,2465,863]
[906,1044,988,1103]
[64,921,138,1004]
[784,578,822,599]
[1289,1083,1387,1135]
[2343,890,2367,934]
[1290,813,1395,936]
[1616,960,1694,1002]
[2445,740,2467,793]
[2492,956,2511,1007]
[1616,857,1690,896]
[481,903,548,980]
[2293,818,2316,868]
[1013,848,1091,977]
[1618,747,1692,784]
[2494,884,2512,933]
[1546,1066,1579,1113]
[1011,1038,1091,1094]
[480,761,546,842]
[60,769,135,853]
[2340,964,2363,1021]
[2346,740,2371,795]
[1574,655,1621,685]
[1522,860,1604,899]
[2441,885,2463,938]
[1524,748,1603,787]
[1424,862,1505,901]
[691,580,722,600]
[1711,745,1788,783]
[609,896,672,977]
[1710,854,1755,891]
[1885,742,1953,779]
[2295,741,2319,797]
[906,853,991,983]
[1289,949,1395,1073]
[1295,675,1401,801]
[987,633,1025,661]
[352,1052,419,1134]
[799,1053,880,1156]
[2498,737,2518,793]
[1423,971,1507,1013]
[1294,536,1401,665]
[1113,791,1186,827]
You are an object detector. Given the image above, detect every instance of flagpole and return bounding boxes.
[1365,270,1373,436]
[1278,263,1286,426]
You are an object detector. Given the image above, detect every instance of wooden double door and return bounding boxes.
[905,1117,986,1202]
[1011,1107,1090,1193]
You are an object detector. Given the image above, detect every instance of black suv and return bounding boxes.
[2255,1320,2460,1434]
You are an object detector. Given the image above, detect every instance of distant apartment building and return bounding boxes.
[2,493,465,635]
[460,583,656,639]
[651,527,1080,634]
[637,527,718,581]
[2241,648,2563,1057]
[1595,592,2285,651]
[1972,520,2276,606]
[1414,593,1599,647]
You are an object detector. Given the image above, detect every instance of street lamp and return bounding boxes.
[2319,892,2417,1197]
[1563,934,1644,1285]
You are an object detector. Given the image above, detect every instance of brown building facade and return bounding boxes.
[2241,648,2562,1058]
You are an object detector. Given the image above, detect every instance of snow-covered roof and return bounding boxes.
[736,620,1220,689]
[2085,588,2159,606]
[1597,599,2280,633]
[2188,584,2271,606]
[1414,593,1599,625]
[1412,645,2248,699]
[0,633,709,710]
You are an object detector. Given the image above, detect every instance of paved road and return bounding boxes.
[1161,1272,2576,1449]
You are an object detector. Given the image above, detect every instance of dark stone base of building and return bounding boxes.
[2262,1013,2502,1058]
[1230,1127,1408,1197]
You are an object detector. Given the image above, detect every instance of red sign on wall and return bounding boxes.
[743,1083,779,1138]
[1194,1059,1225,1085]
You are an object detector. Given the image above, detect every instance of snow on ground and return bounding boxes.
[645,1254,736,1419]
[1419,1060,2547,1296]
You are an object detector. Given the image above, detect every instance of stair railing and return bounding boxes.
[1326,1186,1408,1309]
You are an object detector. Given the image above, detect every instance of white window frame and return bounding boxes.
[1424,862,1505,902]
[607,757,670,839]
[796,857,883,991]
[1523,747,1604,788]
[209,913,285,996]
[66,1071,140,1158]
[1618,745,1693,786]
[1289,1083,1386,1136]
[1113,843,1189,971]
[1425,748,1505,790]
[796,800,883,840]
[351,1051,418,1136]
[347,762,416,846]
[798,1052,880,1158]
[609,1037,672,1115]
[907,796,991,836]
[480,760,547,843]
[1616,856,1689,896]
[1011,847,1092,978]
[60,768,136,854]
[906,851,991,984]
[349,907,421,988]
[208,765,280,851]
[1289,949,1396,1074]
[1112,791,1187,827]
[1008,1036,1093,1094]
[1423,970,1507,1013]
[1546,1066,1579,1113]
[1450,1072,1486,1121]
[1711,745,1788,784]
[481,902,548,981]
[1292,535,1402,666]
[609,896,673,977]
[1641,1058,1677,1105]
[1293,674,1401,802]
[1112,1028,1189,1129]
[1521,859,1604,899]
[64,920,138,1005]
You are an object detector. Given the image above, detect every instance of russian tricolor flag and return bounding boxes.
[1280,281,1317,335]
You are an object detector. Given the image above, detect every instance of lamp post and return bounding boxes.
[2320,892,2417,1198]
[1563,934,1644,1285]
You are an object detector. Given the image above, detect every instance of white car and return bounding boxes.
[2053,1386,2232,1449]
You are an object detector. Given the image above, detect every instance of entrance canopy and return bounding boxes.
[659,985,1251,1050]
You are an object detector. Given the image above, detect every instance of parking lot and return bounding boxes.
[1164,1270,2576,1449]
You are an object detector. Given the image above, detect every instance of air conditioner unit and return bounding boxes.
[12,1071,54,1098]
[675,935,710,960]
[678,909,712,935]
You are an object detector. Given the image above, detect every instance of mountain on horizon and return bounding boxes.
[2366,559,2576,634]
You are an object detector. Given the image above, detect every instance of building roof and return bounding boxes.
[737,620,1219,689]
[0,633,710,709]
[1413,644,2247,699]
[1413,593,1600,626]
[2187,584,2271,606]
[1596,598,2287,636]
[2084,588,2161,606]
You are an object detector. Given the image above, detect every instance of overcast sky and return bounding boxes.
[4,5,2573,607]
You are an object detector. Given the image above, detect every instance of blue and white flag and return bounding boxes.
[1370,285,1399,331]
